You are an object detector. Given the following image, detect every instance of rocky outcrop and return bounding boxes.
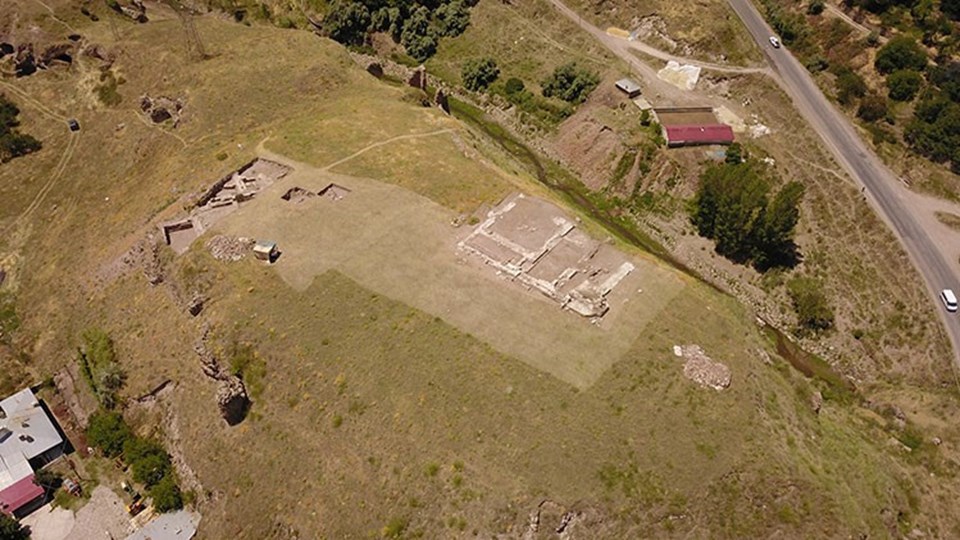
[365,61,383,78]
[811,390,823,415]
[140,95,184,127]
[39,43,73,66]
[194,324,250,425]
[216,376,249,426]
[435,87,450,114]
[408,65,427,91]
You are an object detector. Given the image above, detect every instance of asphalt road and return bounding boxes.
[727,0,960,362]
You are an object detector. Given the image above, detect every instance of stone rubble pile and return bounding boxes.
[675,344,731,391]
[206,235,254,262]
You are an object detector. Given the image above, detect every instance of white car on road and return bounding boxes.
[942,289,958,312]
[769,36,781,48]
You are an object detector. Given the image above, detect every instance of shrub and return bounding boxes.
[86,410,131,457]
[887,69,924,101]
[875,36,928,74]
[857,93,889,122]
[503,77,525,95]
[835,68,867,105]
[807,0,825,14]
[78,328,125,408]
[461,57,500,91]
[541,62,600,104]
[0,513,29,540]
[0,94,42,163]
[787,277,835,333]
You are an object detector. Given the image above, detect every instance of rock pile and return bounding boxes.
[674,344,731,391]
[206,235,253,262]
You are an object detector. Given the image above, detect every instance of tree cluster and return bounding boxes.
[540,62,600,104]
[86,411,184,513]
[903,60,960,171]
[77,328,126,409]
[0,94,41,164]
[461,57,499,91]
[323,0,475,62]
[492,76,573,128]
[691,159,804,270]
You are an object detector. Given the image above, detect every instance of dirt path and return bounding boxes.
[0,81,67,123]
[29,0,78,33]
[824,4,886,44]
[322,129,455,171]
[0,80,80,238]
[547,0,771,85]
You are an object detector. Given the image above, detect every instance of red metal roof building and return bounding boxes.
[0,475,43,517]
[662,124,735,147]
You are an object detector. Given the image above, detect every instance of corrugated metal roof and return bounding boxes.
[0,388,63,491]
[0,474,43,515]
[615,78,641,93]
[664,124,735,144]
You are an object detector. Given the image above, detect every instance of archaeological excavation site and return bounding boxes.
[160,158,290,253]
[459,193,635,319]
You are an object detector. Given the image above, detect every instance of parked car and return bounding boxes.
[67,119,80,132]
[941,289,957,312]
[769,36,781,48]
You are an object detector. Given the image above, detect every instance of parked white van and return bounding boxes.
[941,289,958,312]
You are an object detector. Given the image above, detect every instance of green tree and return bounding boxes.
[692,161,803,268]
[541,63,600,104]
[86,410,131,457]
[33,469,63,492]
[886,69,924,101]
[324,1,370,46]
[124,437,173,487]
[857,93,888,122]
[461,57,500,91]
[435,0,470,37]
[0,513,29,540]
[400,7,437,62]
[787,277,835,333]
[874,36,928,74]
[692,161,771,263]
[808,0,825,14]
[149,475,183,513]
[131,451,172,487]
[755,181,804,269]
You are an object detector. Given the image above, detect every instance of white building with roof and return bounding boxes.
[0,387,65,517]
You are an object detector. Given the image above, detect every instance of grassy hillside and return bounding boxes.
[0,1,959,538]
